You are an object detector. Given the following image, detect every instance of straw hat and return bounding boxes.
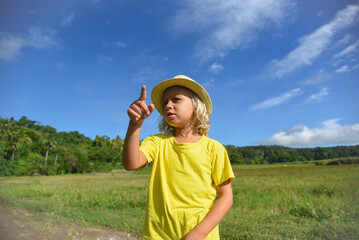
[151,75,212,117]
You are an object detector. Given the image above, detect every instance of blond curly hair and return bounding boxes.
[158,86,210,136]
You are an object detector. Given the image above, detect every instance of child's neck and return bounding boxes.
[174,128,202,143]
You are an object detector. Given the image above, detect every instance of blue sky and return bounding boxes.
[1,0,358,147]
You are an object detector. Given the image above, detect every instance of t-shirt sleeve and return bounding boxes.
[211,143,235,186]
[139,135,158,163]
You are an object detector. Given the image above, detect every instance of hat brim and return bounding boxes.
[151,76,212,117]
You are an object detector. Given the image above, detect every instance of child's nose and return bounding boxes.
[165,101,173,109]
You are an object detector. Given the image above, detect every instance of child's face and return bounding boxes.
[162,86,196,130]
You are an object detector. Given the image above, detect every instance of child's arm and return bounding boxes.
[122,85,154,171]
[183,180,233,240]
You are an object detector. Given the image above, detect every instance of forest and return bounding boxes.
[1,116,358,176]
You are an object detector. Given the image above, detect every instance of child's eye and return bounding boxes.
[162,101,168,106]
[173,98,180,102]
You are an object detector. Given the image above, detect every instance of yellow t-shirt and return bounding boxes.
[140,134,235,240]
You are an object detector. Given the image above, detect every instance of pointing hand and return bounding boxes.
[127,85,155,125]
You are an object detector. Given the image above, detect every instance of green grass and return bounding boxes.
[225,165,359,239]
[0,164,358,239]
[0,172,149,235]
[232,163,316,169]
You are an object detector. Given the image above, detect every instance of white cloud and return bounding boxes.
[132,67,164,83]
[302,69,332,85]
[172,0,295,62]
[251,88,302,111]
[61,13,75,26]
[102,41,127,48]
[259,119,359,146]
[208,63,224,74]
[270,4,359,78]
[202,78,215,88]
[98,55,113,62]
[115,41,127,47]
[0,27,57,61]
[334,34,352,47]
[306,87,329,102]
[0,34,26,61]
[333,40,359,58]
[27,27,57,48]
[55,62,67,70]
[335,65,350,73]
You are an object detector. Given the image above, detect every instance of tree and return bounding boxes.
[110,135,124,152]
[94,135,102,147]
[17,116,40,129]
[5,128,32,162]
[44,139,55,166]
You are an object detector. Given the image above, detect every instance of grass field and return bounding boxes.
[0,164,358,239]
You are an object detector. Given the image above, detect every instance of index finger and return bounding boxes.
[139,85,147,101]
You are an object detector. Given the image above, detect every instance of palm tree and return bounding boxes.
[93,135,111,148]
[110,135,124,152]
[44,139,55,166]
[94,135,102,147]
[5,128,32,162]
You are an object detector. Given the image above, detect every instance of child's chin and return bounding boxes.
[165,120,177,128]
[166,121,175,126]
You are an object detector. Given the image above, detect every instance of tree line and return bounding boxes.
[1,116,358,176]
[0,116,123,176]
[225,144,359,165]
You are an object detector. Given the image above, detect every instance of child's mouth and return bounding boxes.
[166,112,175,118]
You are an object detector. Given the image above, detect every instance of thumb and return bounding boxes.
[148,104,155,114]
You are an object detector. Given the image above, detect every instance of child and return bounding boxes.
[123,75,235,240]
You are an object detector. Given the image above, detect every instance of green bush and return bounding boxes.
[315,157,359,166]
[0,158,10,176]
